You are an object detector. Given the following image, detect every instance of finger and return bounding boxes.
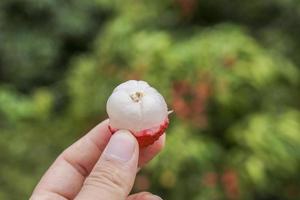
[138,133,165,167]
[127,192,163,200]
[31,119,111,200]
[75,130,139,200]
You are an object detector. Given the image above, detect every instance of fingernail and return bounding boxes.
[104,130,136,162]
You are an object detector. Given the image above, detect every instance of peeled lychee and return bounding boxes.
[106,80,170,147]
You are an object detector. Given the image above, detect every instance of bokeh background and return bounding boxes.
[0,0,300,199]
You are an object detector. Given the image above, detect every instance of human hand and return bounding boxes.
[30,119,164,200]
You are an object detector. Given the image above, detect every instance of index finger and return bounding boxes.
[31,119,111,199]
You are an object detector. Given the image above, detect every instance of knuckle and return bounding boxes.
[129,192,154,200]
[138,192,153,200]
[30,192,68,200]
[84,163,127,194]
[137,192,153,199]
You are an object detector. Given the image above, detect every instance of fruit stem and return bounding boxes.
[168,110,174,115]
[130,91,144,102]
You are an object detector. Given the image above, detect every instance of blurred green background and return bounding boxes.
[0,0,300,199]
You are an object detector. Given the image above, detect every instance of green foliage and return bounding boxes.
[229,110,300,199]
[0,0,109,91]
[0,0,300,199]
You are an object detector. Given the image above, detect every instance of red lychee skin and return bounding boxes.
[108,118,169,148]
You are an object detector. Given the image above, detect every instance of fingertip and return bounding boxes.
[138,133,166,166]
[146,133,166,152]
[156,133,166,150]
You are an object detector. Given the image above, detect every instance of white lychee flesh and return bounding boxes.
[106,80,168,136]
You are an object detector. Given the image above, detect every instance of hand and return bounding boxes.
[30,119,165,200]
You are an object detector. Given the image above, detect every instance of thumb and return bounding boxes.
[75,130,139,200]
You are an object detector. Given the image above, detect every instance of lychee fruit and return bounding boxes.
[106,80,170,147]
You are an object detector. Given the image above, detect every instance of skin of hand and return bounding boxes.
[30,119,165,200]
